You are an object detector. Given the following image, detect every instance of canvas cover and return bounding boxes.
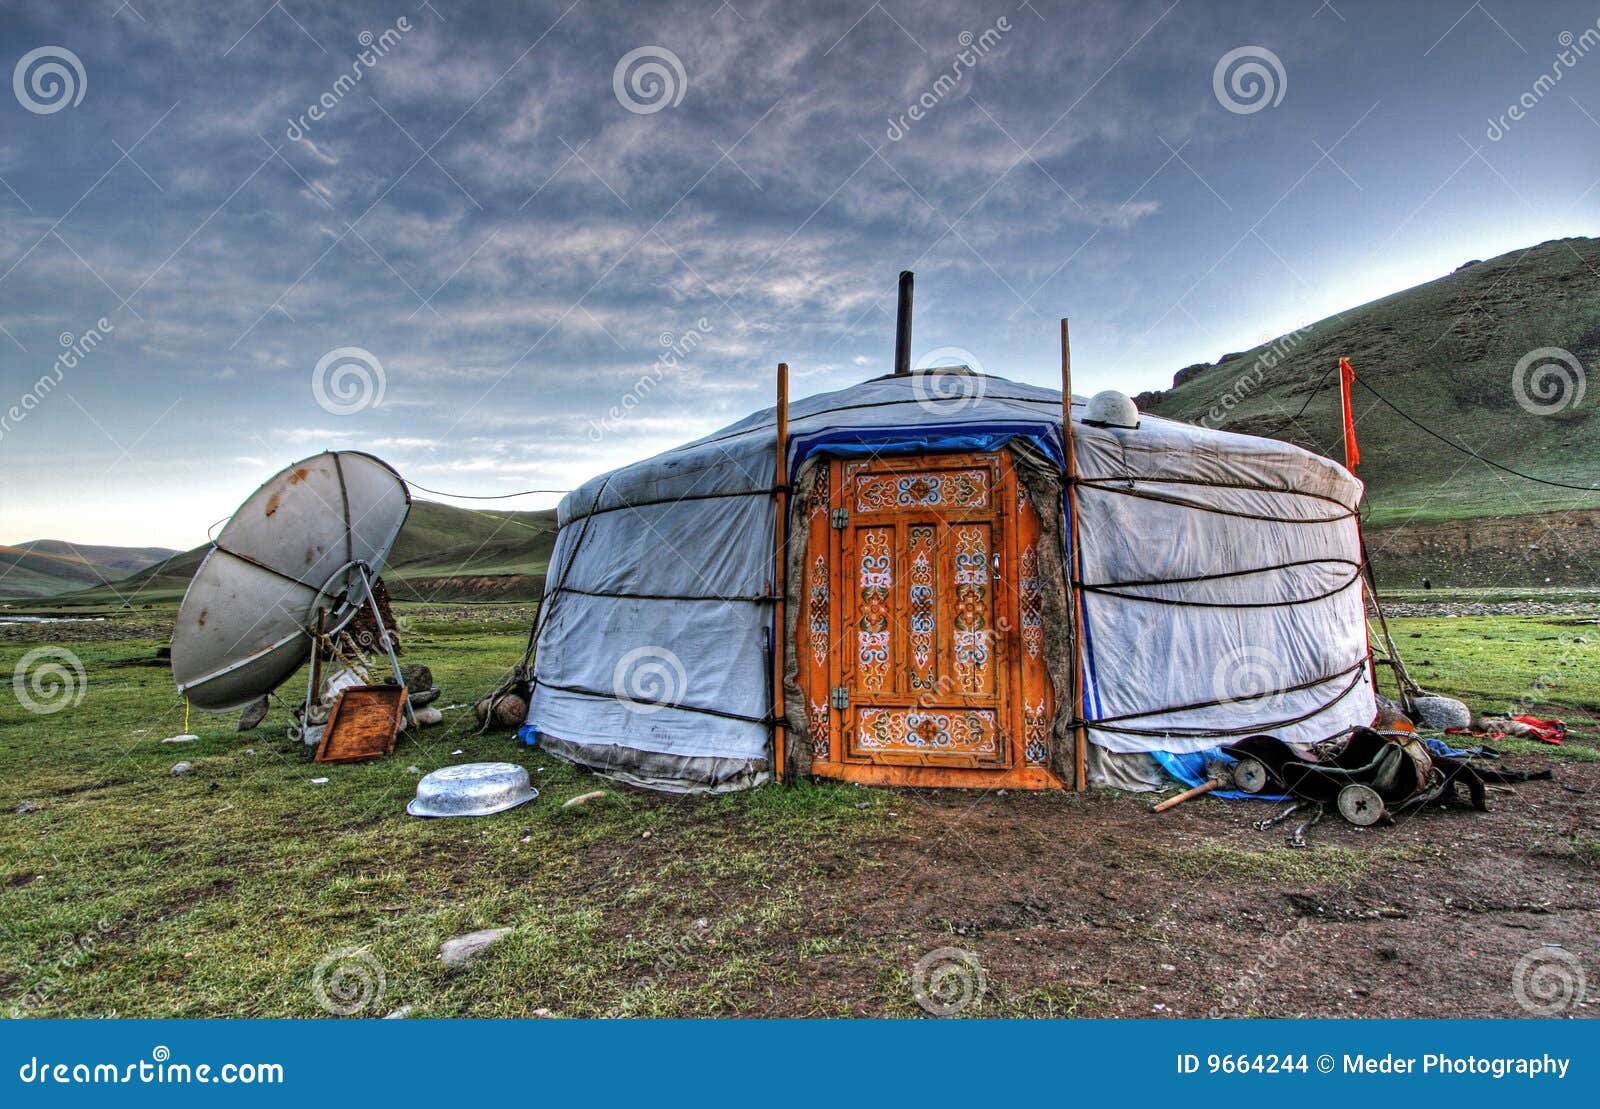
[524,370,1373,791]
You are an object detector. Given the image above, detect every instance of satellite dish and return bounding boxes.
[172,451,410,711]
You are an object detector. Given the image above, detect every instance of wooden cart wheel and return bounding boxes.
[1232,757,1270,795]
[1337,783,1385,826]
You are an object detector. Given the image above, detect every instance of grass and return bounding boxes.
[1149,844,1418,883]
[1,608,1596,1017]
[1385,614,1600,731]
[0,608,896,1017]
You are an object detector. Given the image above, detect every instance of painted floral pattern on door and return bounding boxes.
[852,469,989,513]
[857,708,998,756]
[857,527,892,691]
[908,525,935,692]
[952,525,992,694]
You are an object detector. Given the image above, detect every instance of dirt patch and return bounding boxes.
[706,753,1598,1017]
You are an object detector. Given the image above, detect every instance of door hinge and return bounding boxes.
[830,686,849,710]
[830,507,849,529]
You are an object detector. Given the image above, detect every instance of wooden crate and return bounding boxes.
[314,685,406,763]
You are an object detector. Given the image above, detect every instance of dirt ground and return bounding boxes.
[591,743,1598,1018]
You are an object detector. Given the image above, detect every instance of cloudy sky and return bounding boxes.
[1,0,1596,547]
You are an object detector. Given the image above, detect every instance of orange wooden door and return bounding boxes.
[798,451,1058,788]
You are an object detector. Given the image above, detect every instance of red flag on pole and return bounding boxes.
[1338,357,1360,470]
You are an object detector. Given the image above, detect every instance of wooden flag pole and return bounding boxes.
[772,362,790,784]
[1061,320,1088,791]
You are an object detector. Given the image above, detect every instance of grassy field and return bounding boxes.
[1,605,1596,1018]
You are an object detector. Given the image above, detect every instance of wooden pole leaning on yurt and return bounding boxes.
[772,362,790,784]
[1060,320,1088,791]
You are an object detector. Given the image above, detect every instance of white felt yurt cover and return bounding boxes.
[523,371,1373,792]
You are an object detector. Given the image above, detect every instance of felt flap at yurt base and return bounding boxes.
[520,358,1374,795]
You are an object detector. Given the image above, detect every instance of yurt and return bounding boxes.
[522,285,1374,794]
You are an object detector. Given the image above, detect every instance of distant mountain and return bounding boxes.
[0,540,177,600]
[22,499,559,605]
[1138,236,1600,530]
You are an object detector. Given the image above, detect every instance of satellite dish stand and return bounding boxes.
[306,559,416,728]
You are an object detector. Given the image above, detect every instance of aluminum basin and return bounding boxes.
[407,762,538,818]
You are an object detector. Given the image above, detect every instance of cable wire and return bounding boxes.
[1287,364,1599,493]
[1350,376,1600,492]
[403,481,569,500]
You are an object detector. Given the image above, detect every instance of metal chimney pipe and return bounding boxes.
[893,270,913,376]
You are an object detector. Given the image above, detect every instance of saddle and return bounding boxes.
[1224,727,1552,819]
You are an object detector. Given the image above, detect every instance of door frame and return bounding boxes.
[800,450,1062,791]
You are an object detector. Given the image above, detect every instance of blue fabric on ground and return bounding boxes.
[1424,736,1482,758]
[517,724,540,748]
[1151,748,1287,801]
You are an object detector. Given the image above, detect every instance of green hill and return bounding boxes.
[0,541,177,600]
[27,499,558,607]
[1137,236,1600,529]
